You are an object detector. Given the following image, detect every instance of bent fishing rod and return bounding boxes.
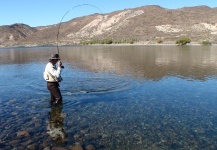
[56,4,103,69]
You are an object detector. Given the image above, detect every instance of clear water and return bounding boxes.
[1,45,217,149]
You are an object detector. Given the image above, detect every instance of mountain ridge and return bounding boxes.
[1,5,217,47]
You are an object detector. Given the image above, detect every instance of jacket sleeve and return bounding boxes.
[47,64,62,78]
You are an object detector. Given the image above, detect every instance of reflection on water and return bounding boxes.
[59,45,217,80]
[1,45,217,149]
[1,45,217,80]
[47,103,67,144]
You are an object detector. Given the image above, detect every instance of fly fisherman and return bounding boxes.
[44,54,63,104]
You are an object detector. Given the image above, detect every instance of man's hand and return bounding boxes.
[58,61,62,68]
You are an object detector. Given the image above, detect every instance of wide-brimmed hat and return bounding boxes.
[49,54,60,60]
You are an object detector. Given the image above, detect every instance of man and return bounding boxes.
[44,54,63,104]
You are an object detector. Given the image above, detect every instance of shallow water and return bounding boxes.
[1,45,217,149]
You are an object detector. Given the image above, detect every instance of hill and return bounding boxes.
[1,5,217,47]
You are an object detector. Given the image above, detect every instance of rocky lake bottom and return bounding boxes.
[1,45,217,149]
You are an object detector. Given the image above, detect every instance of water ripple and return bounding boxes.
[60,74,133,107]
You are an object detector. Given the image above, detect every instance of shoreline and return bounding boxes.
[0,43,216,49]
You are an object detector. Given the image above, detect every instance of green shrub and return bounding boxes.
[176,37,191,45]
[128,38,135,44]
[80,41,89,45]
[80,38,136,45]
[156,38,163,44]
[104,39,113,44]
[201,41,212,46]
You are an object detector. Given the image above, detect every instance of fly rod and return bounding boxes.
[56,4,103,58]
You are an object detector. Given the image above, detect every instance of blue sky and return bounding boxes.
[2,0,217,27]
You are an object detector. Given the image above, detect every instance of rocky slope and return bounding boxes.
[1,5,217,47]
[0,24,37,47]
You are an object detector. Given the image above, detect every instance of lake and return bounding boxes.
[1,45,217,149]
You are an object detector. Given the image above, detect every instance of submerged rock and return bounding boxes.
[80,129,89,134]
[85,144,96,150]
[17,131,30,137]
[9,139,20,145]
[71,143,83,150]
[52,147,67,150]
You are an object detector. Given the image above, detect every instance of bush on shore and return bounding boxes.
[80,38,136,45]
[156,38,163,44]
[201,41,212,46]
[176,37,191,45]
